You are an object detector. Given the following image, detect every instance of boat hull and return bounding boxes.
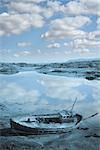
[10,113,82,135]
[10,119,69,134]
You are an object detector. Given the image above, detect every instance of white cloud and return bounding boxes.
[80,0,100,16]
[0,0,46,36]
[4,0,46,4]
[62,0,100,16]
[43,1,61,18]
[0,0,62,36]
[62,1,86,15]
[1,0,99,37]
[72,38,100,49]
[16,0,46,3]
[47,43,61,48]
[62,30,100,54]
[0,13,44,36]
[8,2,43,14]
[23,51,31,55]
[7,0,61,19]
[80,0,100,6]
[88,30,100,41]
[17,42,31,48]
[73,48,90,54]
[14,51,31,58]
[41,15,91,39]
[0,0,100,60]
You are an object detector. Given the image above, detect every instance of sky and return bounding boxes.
[0,0,100,63]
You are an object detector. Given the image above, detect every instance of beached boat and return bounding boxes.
[10,110,83,134]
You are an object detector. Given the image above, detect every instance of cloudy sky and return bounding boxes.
[0,0,100,63]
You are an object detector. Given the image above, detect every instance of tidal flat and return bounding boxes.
[0,60,100,150]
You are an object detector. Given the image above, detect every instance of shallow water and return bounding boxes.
[0,71,100,113]
[0,71,100,150]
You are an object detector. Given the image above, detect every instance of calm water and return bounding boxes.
[0,71,100,118]
[0,71,100,150]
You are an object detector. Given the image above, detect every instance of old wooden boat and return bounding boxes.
[10,110,83,134]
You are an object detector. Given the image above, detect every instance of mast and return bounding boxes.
[70,97,77,112]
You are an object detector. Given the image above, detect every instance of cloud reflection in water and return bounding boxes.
[0,71,100,116]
